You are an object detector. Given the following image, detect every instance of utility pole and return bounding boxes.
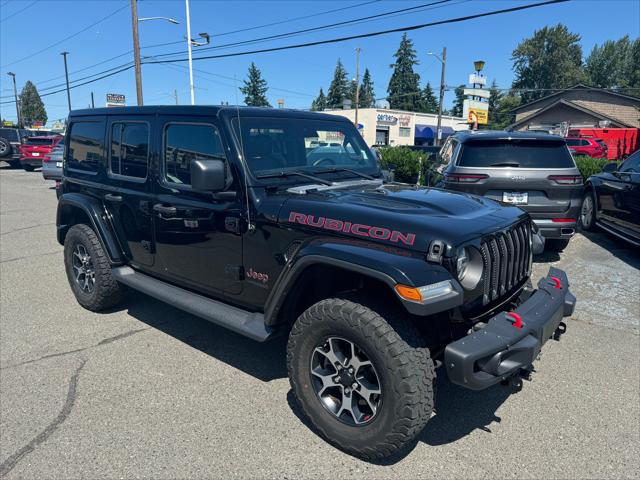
[91,92,95,108]
[6,72,21,127]
[354,47,361,127]
[61,52,72,112]
[173,89,179,105]
[130,0,143,106]
[435,47,446,146]
[185,0,195,105]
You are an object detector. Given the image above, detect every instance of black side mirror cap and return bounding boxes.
[602,162,617,173]
[191,159,226,192]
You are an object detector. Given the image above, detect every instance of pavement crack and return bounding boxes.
[0,222,56,236]
[0,250,60,264]
[0,360,86,477]
[0,328,148,370]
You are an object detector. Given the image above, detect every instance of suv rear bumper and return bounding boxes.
[444,267,575,390]
[531,218,577,239]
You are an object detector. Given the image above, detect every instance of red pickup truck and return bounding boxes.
[19,135,62,171]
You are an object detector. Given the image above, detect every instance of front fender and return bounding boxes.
[56,193,125,264]
[264,238,462,325]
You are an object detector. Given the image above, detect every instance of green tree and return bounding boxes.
[19,81,47,127]
[348,78,358,106]
[359,68,375,108]
[327,59,349,109]
[630,38,640,94]
[450,84,465,118]
[240,62,271,107]
[491,92,522,130]
[485,79,503,129]
[311,88,327,111]
[387,33,421,111]
[420,82,438,113]
[586,36,634,88]
[512,24,586,103]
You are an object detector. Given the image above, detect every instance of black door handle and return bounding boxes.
[104,193,122,202]
[153,204,177,216]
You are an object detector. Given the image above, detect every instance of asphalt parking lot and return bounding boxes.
[1,165,639,479]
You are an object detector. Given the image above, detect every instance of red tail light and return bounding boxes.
[551,218,576,223]
[444,173,489,183]
[548,175,583,185]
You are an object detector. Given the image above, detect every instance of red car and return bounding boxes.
[19,135,62,171]
[565,136,607,159]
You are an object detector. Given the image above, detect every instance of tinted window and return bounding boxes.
[164,123,225,185]
[620,151,640,173]
[25,137,55,146]
[68,121,104,173]
[110,122,149,179]
[565,138,580,146]
[0,128,19,142]
[458,140,575,168]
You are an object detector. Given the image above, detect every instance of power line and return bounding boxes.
[0,3,129,69]
[0,0,38,24]
[146,0,570,65]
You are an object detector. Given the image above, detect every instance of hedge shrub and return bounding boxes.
[573,156,611,181]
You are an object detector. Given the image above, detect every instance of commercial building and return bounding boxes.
[323,108,468,146]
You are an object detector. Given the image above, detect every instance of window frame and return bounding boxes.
[161,121,228,191]
[107,120,150,183]
[66,120,105,176]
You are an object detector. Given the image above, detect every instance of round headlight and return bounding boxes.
[456,246,483,290]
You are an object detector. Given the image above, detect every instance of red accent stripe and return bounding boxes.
[506,312,523,329]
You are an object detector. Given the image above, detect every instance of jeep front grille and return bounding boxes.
[480,221,531,305]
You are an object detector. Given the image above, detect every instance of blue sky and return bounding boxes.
[1,0,639,125]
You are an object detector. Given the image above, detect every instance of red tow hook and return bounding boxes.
[506,312,524,329]
[550,276,562,289]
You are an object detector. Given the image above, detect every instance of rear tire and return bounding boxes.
[0,137,10,158]
[545,238,570,252]
[287,297,434,460]
[580,190,597,231]
[64,224,124,311]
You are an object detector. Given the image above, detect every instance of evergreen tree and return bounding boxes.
[486,79,503,129]
[359,68,375,108]
[19,81,47,127]
[239,62,271,107]
[348,79,358,106]
[630,38,640,95]
[387,33,421,111]
[586,36,636,89]
[327,59,349,109]
[512,24,586,103]
[491,92,521,130]
[420,82,438,113]
[311,88,327,111]
[450,85,466,118]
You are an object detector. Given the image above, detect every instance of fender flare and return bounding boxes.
[56,193,125,264]
[263,240,461,326]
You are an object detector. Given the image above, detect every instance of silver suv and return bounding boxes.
[439,131,582,252]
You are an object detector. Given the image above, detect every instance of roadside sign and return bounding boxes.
[2,120,15,127]
[468,74,486,86]
[463,99,488,125]
[106,93,126,107]
[463,88,490,99]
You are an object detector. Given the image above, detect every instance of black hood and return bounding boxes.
[277,183,528,253]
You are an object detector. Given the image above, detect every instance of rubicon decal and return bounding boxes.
[288,212,416,246]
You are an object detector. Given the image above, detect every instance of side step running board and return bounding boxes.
[112,266,272,342]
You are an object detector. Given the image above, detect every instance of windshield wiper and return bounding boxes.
[490,161,521,167]
[315,167,378,180]
[255,171,333,186]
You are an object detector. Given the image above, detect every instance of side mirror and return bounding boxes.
[602,162,617,173]
[191,159,226,192]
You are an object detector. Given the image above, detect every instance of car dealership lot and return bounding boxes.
[1,165,638,479]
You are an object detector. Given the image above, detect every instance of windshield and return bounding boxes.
[0,128,19,142]
[458,139,575,168]
[232,117,378,179]
[25,137,56,146]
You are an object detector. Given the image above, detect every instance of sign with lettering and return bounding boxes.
[377,114,398,125]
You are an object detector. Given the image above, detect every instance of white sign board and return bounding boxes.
[463,88,491,99]
[468,74,487,86]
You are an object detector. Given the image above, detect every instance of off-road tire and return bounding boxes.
[287,297,435,460]
[23,164,35,172]
[64,224,124,311]
[545,238,570,252]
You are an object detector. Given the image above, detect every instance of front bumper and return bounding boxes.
[444,267,575,390]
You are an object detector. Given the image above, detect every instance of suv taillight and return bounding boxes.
[547,175,583,185]
[444,173,489,183]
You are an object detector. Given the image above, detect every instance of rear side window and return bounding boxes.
[164,123,225,186]
[458,140,575,168]
[110,122,149,179]
[67,121,105,173]
[565,138,580,146]
[0,128,19,142]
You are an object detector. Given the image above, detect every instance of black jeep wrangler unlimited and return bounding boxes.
[57,106,575,460]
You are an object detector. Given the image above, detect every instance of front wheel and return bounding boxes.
[287,297,435,460]
[580,191,597,231]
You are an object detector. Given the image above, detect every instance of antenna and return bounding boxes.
[234,81,254,232]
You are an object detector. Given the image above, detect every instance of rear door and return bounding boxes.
[599,152,640,234]
[152,117,243,298]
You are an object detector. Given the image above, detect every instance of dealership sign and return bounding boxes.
[463,99,489,125]
[106,93,125,107]
[377,114,398,125]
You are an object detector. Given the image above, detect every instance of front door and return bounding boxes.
[152,118,243,298]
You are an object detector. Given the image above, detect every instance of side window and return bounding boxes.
[110,122,149,179]
[582,139,591,146]
[164,123,225,186]
[439,137,454,165]
[67,121,105,173]
[619,152,640,173]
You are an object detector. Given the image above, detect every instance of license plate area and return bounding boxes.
[56,162,62,168]
[503,191,528,205]
[31,152,40,156]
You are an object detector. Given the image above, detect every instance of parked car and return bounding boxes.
[42,137,64,181]
[19,135,62,171]
[568,127,639,160]
[565,136,607,158]
[0,127,29,167]
[57,106,575,460]
[581,150,640,246]
[439,131,583,252]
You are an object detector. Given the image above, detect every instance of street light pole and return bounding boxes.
[61,52,72,112]
[185,0,195,105]
[130,0,143,106]
[435,47,446,146]
[354,47,361,128]
[6,72,21,127]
